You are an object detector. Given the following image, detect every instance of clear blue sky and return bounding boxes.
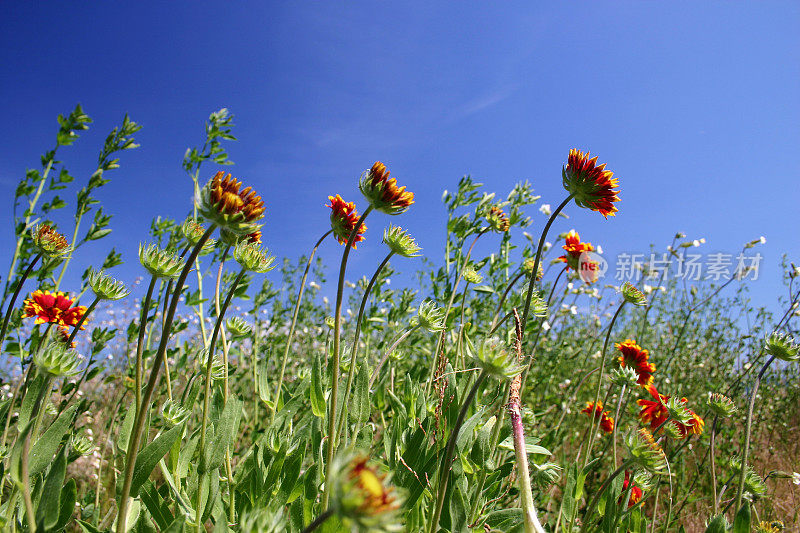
[1,2,798,313]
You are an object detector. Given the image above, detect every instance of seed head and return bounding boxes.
[764,332,799,362]
[415,300,445,333]
[706,392,737,418]
[35,343,81,377]
[226,316,252,338]
[621,282,648,307]
[31,224,71,258]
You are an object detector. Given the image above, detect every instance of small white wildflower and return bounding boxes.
[567,282,574,290]
[792,472,800,485]
[569,305,577,315]
[643,284,653,294]
[323,296,329,305]
[539,204,552,216]
[542,321,551,331]
[543,242,552,251]
[309,281,320,290]
[591,350,601,360]
[759,236,766,244]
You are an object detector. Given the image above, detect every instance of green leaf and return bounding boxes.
[19,374,44,429]
[310,350,325,418]
[131,424,184,497]
[55,479,77,531]
[732,501,751,533]
[118,402,137,454]
[704,515,728,533]
[350,364,370,426]
[29,405,77,478]
[36,445,67,530]
[205,397,243,472]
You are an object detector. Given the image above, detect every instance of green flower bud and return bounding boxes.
[522,257,544,281]
[610,366,639,388]
[706,392,737,418]
[138,243,186,279]
[625,428,666,473]
[764,332,799,362]
[71,434,96,456]
[621,282,648,307]
[87,268,130,301]
[162,399,191,426]
[468,337,523,380]
[233,241,276,273]
[462,265,483,284]
[382,225,421,258]
[35,343,81,377]
[666,397,693,426]
[415,300,445,333]
[226,316,252,338]
[180,218,217,255]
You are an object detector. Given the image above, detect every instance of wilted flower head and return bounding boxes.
[219,228,262,246]
[625,428,667,473]
[581,401,614,433]
[331,454,402,531]
[562,149,620,218]
[727,457,767,499]
[764,332,799,362]
[23,290,86,328]
[382,225,421,258]
[621,282,648,307]
[328,194,367,248]
[198,171,265,234]
[486,206,510,233]
[31,224,71,258]
[555,230,594,272]
[233,241,276,273]
[226,316,252,338]
[415,300,445,333]
[35,343,81,377]
[707,392,737,418]
[87,269,130,301]
[162,399,191,426]
[469,336,523,379]
[138,243,186,279]
[359,161,414,215]
[615,339,655,387]
[180,218,217,254]
[462,264,483,284]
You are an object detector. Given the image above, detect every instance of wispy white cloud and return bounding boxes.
[449,84,519,121]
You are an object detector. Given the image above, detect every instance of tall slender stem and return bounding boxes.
[134,277,158,410]
[429,369,488,533]
[369,325,418,388]
[582,301,626,467]
[734,354,774,513]
[0,253,41,359]
[116,225,215,533]
[426,229,487,396]
[612,384,628,468]
[336,250,394,444]
[518,194,573,340]
[271,230,332,423]
[196,268,245,531]
[709,416,719,515]
[322,207,372,508]
[66,297,100,346]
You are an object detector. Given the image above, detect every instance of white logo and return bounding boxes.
[578,251,608,283]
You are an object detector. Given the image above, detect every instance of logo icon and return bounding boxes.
[578,251,608,283]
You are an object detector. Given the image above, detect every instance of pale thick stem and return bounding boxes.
[509,398,546,533]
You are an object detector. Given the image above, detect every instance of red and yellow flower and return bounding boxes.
[22,290,87,329]
[327,195,367,248]
[620,471,643,508]
[581,401,614,433]
[562,149,620,218]
[359,161,414,215]
[616,339,656,386]
[198,171,265,234]
[637,385,704,437]
[555,230,594,271]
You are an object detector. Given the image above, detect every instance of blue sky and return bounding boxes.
[1,2,798,313]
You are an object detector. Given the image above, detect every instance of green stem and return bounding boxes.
[426,229,487,397]
[116,225,215,533]
[322,206,372,509]
[734,354,774,514]
[369,325,418,388]
[709,416,719,515]
[429,368,488,533]
[579,459,636,533]
[301,508,334,533]
[582,300,626,467]
[0,254,42,360]
[135,277,158,410]
[196,268,245,531]
[518,194,573,340]
[66,296,100,346]
[271,230,332,424]
[20,373,52,533]
[336,250,394,444]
